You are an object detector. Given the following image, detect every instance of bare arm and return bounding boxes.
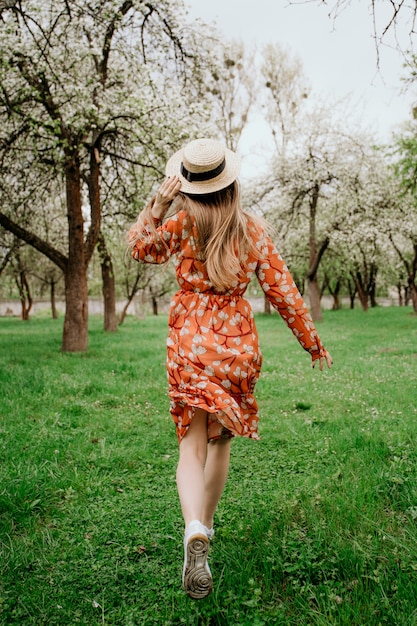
[151,176,182,220]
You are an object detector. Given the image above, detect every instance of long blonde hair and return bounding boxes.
[128,180,265,292]
[180,181,262,292]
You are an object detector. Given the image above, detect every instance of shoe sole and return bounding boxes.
[183,534,212,599]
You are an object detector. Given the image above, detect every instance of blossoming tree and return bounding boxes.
[0,0,212,351]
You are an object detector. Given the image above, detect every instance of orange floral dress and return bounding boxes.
[130,210,327,443]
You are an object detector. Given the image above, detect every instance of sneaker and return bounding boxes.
[182,520,212,599]
[203,525,215,540]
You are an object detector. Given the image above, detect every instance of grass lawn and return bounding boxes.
[1,306,417,625]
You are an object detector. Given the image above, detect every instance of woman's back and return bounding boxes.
[128,137,332,601]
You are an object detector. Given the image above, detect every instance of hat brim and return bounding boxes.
[165,146,240,195]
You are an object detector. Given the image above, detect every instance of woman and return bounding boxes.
[128,138,332,599]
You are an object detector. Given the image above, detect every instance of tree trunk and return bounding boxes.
[346,279,356,309]
[118,303,129,326]
[16,270,32,320]
[306,184,328,322]
[62,155,88,352]
[0,246,13,277]
[357,290,369,311]
[351,261,377,312]
[405,285,411,306]
[369,264,378,308]
[397,283,403,307]
[353,271,369,312]
[119,267,149,326]
[319,274,329,299]
[264,295,271,315]
[102,258,117,330]
[328,279,341,310]
[50,278,58,319]
[97,233,117,332]
[410,243,417,313]
[152,295,158,316]
[307,276,322,322]
[410,282,417,314]
[331,291,341,310]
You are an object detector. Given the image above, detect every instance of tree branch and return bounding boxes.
[289,0,417,57]
[389,232,410,273]
[0,243,15,276]
[100,1,134,84]
[307,235,329,280]
[84,143,101,266]
[0,0,18,11]
[0,212,68,271]
[12,52,69,142]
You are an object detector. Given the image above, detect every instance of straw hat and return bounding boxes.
[165,138,240,195]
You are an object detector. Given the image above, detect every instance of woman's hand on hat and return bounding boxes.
[151,176,182,220]
[312,351,333,371]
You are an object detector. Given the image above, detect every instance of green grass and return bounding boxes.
[1,307,417,625]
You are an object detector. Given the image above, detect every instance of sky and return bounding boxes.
[185,0,416,177]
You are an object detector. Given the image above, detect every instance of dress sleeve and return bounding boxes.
[129,209,186,265]
[255,231,327,362]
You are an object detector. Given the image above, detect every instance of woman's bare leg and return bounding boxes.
[177,409,213,598]
[176,408,208,527]
[201,438,232,530]
[176,409,232,531]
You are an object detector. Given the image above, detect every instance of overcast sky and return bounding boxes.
[185,0,416,177]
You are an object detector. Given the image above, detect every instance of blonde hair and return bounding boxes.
[181,181,263,291]
[128,181,265,292]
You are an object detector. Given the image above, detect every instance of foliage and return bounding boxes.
[1,1,416,327]
[247,101,382,317]
[0,0,218,349]
[245,82,417,314]
[0,0,216,224]
[391,119,417,311]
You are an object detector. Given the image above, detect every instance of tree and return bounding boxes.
[321,141,414,312]
[0,0,212,351]
[388,231,417,311]
[384,195,417,313]
[11,244,33,320]
[0,233,16,280]
[245,44,311,314]
[258,107,370,320]
[260,43,310,157]
[391,121,417,312]
[350,240,379,311]
[37,268,63,319]
[206,40,258,152]
[320,252,346,309]
[118,257,152,326]
[147,266,176,315]
[1,232,66,318]
[97,232,117,332]
[251,92,396,320]
[291,0,417,61]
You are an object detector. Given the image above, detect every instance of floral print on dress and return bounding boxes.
[130,210,326,442]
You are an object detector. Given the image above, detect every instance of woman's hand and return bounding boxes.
[312,351,333,371]
[151,176,182,220]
